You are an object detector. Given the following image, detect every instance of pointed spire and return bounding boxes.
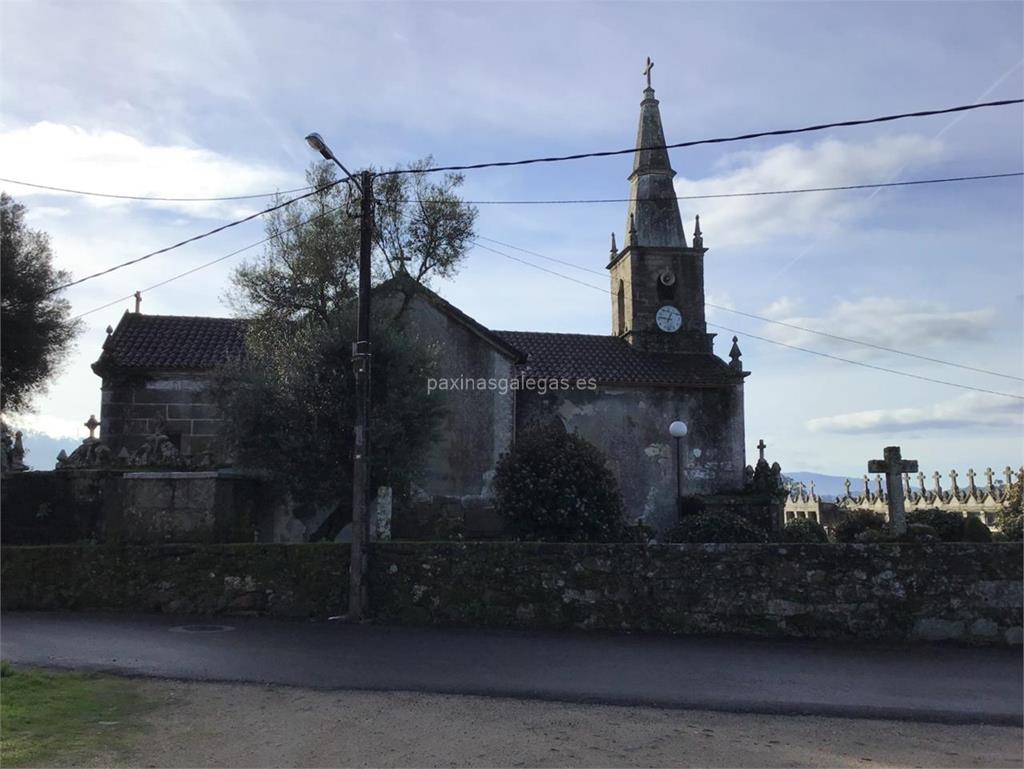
[693,215,703,249]
[628,213,637,246]
[728,336,743,371]
[625,60,687,249]
[610,232,618,257]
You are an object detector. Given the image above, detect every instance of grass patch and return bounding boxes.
[0,662,151,767]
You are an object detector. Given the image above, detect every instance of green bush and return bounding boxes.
[494,423,625,542]
[780,518,829,543]
[665,512,768,544]
[904,523,939,542]
[1000,515,1023,542]
[834,510,885,543]
[906,509,964,542]
[677,495,706,517]
[961,515,993,543]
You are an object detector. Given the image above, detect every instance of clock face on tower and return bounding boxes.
[655,305,682,333]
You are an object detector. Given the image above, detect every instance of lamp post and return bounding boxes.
[669,420,688,518]
[305,132,373,621]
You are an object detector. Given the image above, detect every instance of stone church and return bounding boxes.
[91,73,748,534]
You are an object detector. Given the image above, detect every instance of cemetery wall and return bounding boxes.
[3,542,1020,645]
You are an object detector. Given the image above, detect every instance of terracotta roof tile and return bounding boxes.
[93,313,247,374]
[494,330,742,388]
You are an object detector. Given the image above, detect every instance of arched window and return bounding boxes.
[617,280,626,335]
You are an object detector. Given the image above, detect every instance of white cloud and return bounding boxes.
[806,392,1024,434]
[760,297,796,319]
[676,135,944,247]
[758,296,996,354]
[0,122,296,218]
[4,412,89,440]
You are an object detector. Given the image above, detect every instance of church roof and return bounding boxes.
[494,330,743,388]
[92,311,247,376]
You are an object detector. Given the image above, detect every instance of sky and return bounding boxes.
[1,0,1022,476]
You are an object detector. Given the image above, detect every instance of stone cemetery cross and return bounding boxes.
[867,445,919,534]
[85,414,100,440]
[966,468,977,497]
[985,467,995,493]
[757,439,767,462]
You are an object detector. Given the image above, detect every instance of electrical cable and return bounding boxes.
[470,240,1024,401]
[0,177,313,202]
[49,179,348,294]
[378,98,1024,177]
[474,236,1024,382]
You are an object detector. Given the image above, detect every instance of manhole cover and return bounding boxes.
[169,624,235,634]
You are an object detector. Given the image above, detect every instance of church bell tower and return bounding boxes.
[608,58,713,354]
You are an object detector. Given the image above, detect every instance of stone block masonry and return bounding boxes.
[1,542,1020,645]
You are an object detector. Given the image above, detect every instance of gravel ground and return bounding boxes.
[94,679,1022,768]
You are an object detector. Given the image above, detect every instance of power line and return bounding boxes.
[474,236,1024,382]
[470,240,1024,401]
[15,171,1020,208]
[380,98,1023,177]
[0,177,313,202]
[73,202,350,320]
[454,172,1023,205]
[49,179,346,294]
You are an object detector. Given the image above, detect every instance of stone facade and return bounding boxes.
[517,384,745,531]
[99,374,226,460]
[3,542,1020,645]
[377,278,519,499]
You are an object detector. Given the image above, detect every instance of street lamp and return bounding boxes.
[669,420,688,518]
[305,131,373,621]
[304,133,361,191]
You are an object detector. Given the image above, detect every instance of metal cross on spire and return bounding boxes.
[643,56,654,88]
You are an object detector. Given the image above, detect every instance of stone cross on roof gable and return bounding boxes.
[756,439,767,462]
[84,414,99,440]
[1004,467,1013,486]
[867,445,919,534]
[949,469,959,494]
[933,471,943,495]
[985,467,995,492]
[966,468,977,496]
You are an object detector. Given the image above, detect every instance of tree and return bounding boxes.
[1,193,81,413]
[215,309,444,515]
[494,423,626,542]
[218,160,476,524]
[226,160,477,320]
[998,474,1023,541]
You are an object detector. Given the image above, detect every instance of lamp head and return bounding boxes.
[304,132,334,161]
[669,420,688,439]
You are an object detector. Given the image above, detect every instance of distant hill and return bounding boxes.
[12,431,80,471]
[787,472,856,501]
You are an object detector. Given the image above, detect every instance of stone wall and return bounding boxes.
[99,372,225,461]
[1,469,264,545]
[3,542,1020,645]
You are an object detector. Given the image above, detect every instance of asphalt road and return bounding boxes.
[2,611,1020,725]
